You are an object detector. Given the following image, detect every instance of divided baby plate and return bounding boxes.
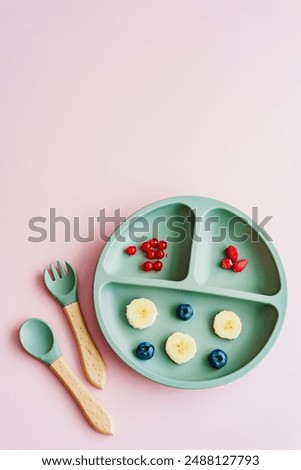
[93,196,287,389]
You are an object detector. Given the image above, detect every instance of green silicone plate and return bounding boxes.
[93,196,287,389]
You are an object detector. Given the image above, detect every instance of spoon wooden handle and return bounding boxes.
[50,356,113,435]
[63,301,107,389]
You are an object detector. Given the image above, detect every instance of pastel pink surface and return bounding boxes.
[1,0,301,450]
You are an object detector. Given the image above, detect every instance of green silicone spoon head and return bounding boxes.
[19,318,61,365]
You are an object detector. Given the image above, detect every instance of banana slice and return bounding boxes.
[126,298,158,329]
[165,332,197,364]
[213,310,242,340]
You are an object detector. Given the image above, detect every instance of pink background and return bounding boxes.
[1,0,301,450]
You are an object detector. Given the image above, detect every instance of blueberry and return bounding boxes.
[136,342,155,360]
[176,304,193,321]
[208,349,228,369]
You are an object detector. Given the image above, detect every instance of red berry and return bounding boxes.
[157,240,167,250]
[149,238,158,247]
[142,261,153,271]
[125,246,136,256]
[232,259,248,272]
[141,241,151,252]
[225,245,238,262]
[221,258,233,269]
[146,249,156,259]
[153,261,163,271]
[156,250,164,259]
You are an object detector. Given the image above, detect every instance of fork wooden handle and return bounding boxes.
[63,302,107,389]
[50,356,113,434]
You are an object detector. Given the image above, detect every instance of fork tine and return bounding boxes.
[65,261,74,276]
[43,268,53,284]
[57,261,66,277]
[50,263,60,280]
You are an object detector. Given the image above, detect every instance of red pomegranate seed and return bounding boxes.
[232,259,248,272]
[157,240,167,250]
[225,245,238,262]
[142,261,153,271]
[146,249,156,259]
[156,250,164,259]
[125,246,136,256]
[153,261,163,271]
[141,241,151,252]
[149,238,158,247]
[221,258,233,269]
